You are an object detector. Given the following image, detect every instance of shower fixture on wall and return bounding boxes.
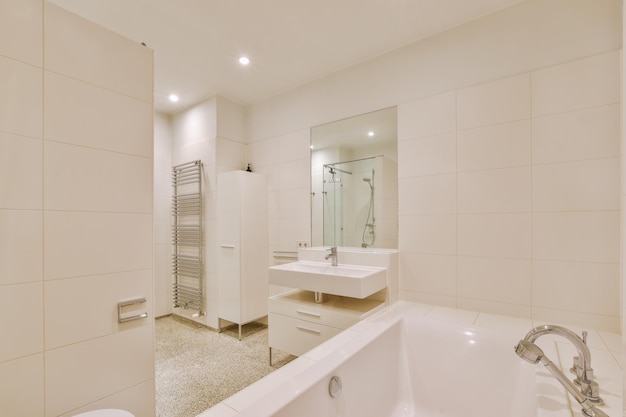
[361,170,376,248]
[325,164,352,184]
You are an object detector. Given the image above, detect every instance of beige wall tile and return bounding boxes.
[44,72,153,157]
[532,260,619,317]
[278,188,310,219]
[398,91,456,140]
[277,218,310,249]
[533,158,619,212]
[44,3,152,102]
[457,298,531,319]
[399,253,456,296]
[457,120,531,171]
[277,158,310,191]
[0,133,42,209]
[0,282,43,362]
[0,354,44,417]
[532,104,620,164]
[154,244,172,317]
[278,129,310,162]
[458,213,531,258]
[400,289,457,309]
[0,210,42,286]
[533,212,619,263]
[248,137,279,168]
[532,50,620,117]
[532,307,618,333]
[60,380,155,417]
[216,137,246,172]
[44,142,152,213]
[45,326,154,416]
[457,166,531,213]
[172,98,217,147]
[457,73,530,129]
[44,270,153,349]
[215,96,245,143]
[457,256,531,305]
[172,139,214,178]
[398,174,456,215]
[44,211,152,280]
[398,214,456,255]
[153,209,171,246]
[0,0,42,67]
[397,133,456,178]
[0,56,42,138]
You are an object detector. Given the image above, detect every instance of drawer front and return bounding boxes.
[269,297,360,329]
[268,313,343,357]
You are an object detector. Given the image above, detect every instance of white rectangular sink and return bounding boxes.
[269,261,387,299]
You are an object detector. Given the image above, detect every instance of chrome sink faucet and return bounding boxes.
[515,324,606,417]
[325,246,338,266]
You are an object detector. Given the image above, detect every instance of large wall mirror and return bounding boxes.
[311,107,398,249]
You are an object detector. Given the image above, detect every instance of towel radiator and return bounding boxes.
[172,160,204,315]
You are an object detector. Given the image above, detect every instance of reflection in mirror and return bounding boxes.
[311,107,398,248]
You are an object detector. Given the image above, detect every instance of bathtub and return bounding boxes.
[199,302,622,417]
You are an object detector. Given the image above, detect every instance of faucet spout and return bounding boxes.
[514,340,608,417]
[519,324,603,405]
[514,341,608,417]
[325,246,338,266]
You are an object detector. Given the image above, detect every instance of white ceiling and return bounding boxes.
[49,0,524,114]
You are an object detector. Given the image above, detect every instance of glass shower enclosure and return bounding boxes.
[323,156,377,248]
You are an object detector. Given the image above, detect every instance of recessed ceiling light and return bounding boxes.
[169,94,179,103]
[368,131,375,137]
[239,56,250,65]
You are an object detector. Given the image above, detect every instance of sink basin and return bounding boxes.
[269,261,387,298]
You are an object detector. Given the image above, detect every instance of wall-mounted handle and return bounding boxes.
[220,244,235,248]
[118,297,148,323]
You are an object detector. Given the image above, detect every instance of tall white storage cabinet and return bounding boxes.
[217,171,269,339]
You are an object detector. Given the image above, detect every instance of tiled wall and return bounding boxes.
[0,1,155,416]
[243,0,621,332]
[398,50,620,331]
[247,129,311,284]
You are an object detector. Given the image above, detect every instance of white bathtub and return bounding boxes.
[200,302,622,417]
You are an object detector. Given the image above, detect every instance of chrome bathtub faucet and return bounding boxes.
[514,324,607,417]
[325,246,338,266]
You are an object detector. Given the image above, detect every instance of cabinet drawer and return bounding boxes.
[269,290,384,329]
[268,313,343,357]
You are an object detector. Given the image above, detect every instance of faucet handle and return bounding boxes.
[570,355,580,375]
[581,379,604,405]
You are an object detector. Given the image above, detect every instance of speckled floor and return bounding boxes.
[155,315,295,417]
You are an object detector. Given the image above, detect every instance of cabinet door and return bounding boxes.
[217,172,242,322]
[240,172,268,321]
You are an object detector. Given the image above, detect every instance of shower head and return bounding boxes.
[362,178,374,190]
[514,340,544,364]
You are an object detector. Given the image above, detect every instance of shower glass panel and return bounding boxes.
[323,157,377,248]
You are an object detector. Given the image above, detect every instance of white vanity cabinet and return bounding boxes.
[217,170,268,339]
[268,290,385,360]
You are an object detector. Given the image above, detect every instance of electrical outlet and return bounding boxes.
[297,241,309,248]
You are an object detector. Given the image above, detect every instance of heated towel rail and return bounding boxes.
[172,160,204,315]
